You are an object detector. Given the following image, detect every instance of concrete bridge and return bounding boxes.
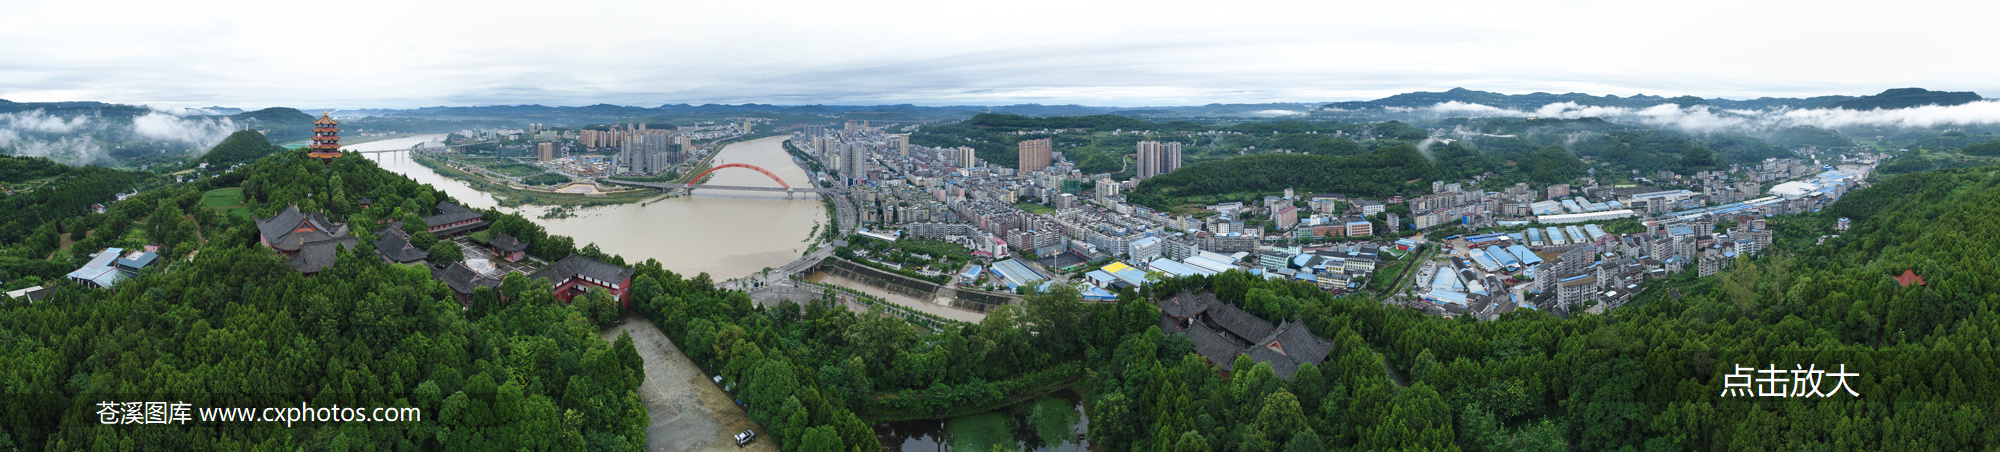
[604,163,832,194]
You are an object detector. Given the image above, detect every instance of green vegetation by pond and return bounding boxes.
[949,412,1015,452]
[521,173,572,186]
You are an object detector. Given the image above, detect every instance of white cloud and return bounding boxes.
[0,110,91,133]
[1403,100,2000,134]
[131,112,237,146]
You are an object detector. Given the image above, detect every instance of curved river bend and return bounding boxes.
[360,135,828,280]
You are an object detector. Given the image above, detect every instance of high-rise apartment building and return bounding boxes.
[842,143,866,181]
[952,146,978,168]
[1018,138,1053,173]
[618,134,677,175]
[1136,141,1182,179]
[536,142,555,161]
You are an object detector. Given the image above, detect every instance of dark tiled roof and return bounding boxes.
[427,220,490,237]
[254,205,306,249]
[423,210,484,229]
[528,255,634,287]
[1187,323,1243,367]
[1161,292,1219,318]
[289,236,357,274]
[1206,301,1274,344]
[490,233,527,252]
[255,205,349,252]
[1160,292,1335,381]
[1245,346,1299,379]
[431,261,499,295]
[373,226,430,263]
[436,200,470,214]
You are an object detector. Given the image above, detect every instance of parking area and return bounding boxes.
[604,317,777,452]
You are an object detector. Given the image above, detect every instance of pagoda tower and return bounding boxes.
[307,111,342,164]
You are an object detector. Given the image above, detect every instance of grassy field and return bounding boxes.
[416,154,658,207]
[481,162,546,178]
[201,187,252,220]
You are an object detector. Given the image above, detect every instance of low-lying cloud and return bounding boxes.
[132,112,237,145]
[1398,100,2000,134]
[0,110,92,133]
[0,108,239,164]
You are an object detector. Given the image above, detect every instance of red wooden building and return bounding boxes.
[528,255,635,308]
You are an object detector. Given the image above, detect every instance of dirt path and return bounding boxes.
[604,316,778,452]
[1377,351,1412,388]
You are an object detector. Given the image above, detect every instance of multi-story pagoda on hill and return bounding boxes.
[307,111,342,163]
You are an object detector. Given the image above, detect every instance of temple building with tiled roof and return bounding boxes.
[1156,292,1335,380]
[421,201,489,237]
[489,233,528,262]
[529,255,636,308]
[431,261,499,305]
[254,205,357,274]
[373,226,430,264]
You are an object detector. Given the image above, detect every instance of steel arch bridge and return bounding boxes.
[693,163,790,190]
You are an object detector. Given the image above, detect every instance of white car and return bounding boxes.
[734,430,756,447]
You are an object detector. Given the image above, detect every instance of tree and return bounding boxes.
[1562,357,1648,451]
[429,240,465,264]
[1023,283,1086,358]
[574,287,621,326]
[1253,389,1309,451]
[1285,430,1325,452]
[799,425,842,452]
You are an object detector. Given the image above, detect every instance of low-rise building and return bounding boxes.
[529,255,637,308]
[374,226,431,264]
[255,205,359,275]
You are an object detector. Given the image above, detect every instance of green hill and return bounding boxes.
[1829,87,1983,110]
[226,107,316,143]
[200,129,287,168]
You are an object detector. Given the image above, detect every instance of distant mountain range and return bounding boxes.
[2,87,1982,126]
[1321,87,1985,112]
[334,102,1323,122]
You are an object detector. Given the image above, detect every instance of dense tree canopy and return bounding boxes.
[0,148,646,450]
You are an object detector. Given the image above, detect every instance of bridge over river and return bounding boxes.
[604,163,832,194]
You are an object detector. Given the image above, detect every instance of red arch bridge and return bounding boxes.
[604,163,831,194]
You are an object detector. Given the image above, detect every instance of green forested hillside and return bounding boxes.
[200,130,287,169]
[1830,88,1984,110]
[0,149,644,450]
[1083,164,2000,451]
[227,108,316,144]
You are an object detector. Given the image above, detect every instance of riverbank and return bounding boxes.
[412,153,663,207]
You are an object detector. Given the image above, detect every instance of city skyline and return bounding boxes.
[3,0,1994,110]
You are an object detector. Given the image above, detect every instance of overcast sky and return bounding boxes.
[3,0,1993,109]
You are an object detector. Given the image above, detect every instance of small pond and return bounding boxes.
[875,392,1090,452]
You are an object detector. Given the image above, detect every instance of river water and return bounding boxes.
[360,135,828,279]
